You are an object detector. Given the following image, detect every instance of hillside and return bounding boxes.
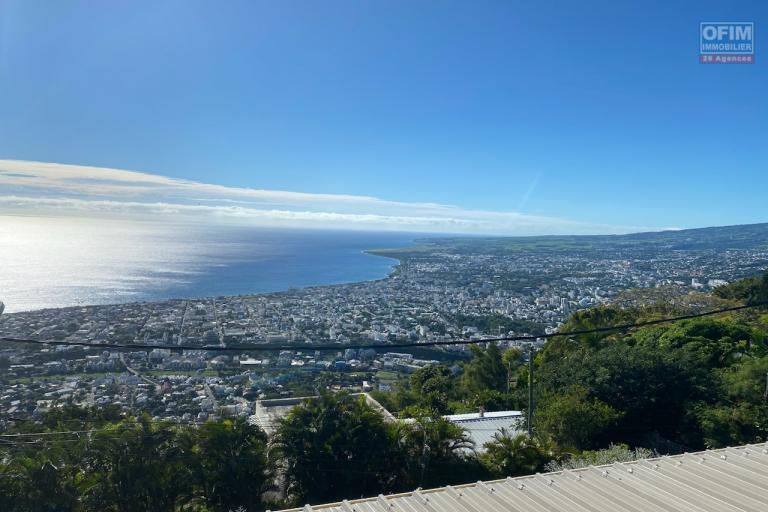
[372,222,768,257]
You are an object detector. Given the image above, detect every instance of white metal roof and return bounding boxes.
[249,393,396,435]
[451,415,525,451]
[274,443,768,512]
[443,410,523,421]
[439,411,524,452]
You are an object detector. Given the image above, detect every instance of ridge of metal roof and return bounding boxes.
[273,443,768,512]
[444,410,523,422]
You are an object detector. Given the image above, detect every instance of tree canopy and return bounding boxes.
[3,272,768,509]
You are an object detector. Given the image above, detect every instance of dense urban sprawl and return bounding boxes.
[2,224,767,425]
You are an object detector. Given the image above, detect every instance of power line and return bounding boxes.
[2,302,764,453]
[0,301,764,440]
[0,429,98,438]
[1,302,765,353]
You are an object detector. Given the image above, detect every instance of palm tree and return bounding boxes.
[193,418,270,511]
[84,415,193,512]
[272,392,400,505]
[393,408,478,489]
[480,429,552,478]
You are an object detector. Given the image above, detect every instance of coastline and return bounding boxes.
[2,242,419,315]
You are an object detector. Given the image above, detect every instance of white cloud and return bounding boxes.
[0,160,643,235]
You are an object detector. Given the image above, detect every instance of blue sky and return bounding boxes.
[0,0,766,234]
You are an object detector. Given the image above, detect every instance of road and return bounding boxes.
[120,353,160,391]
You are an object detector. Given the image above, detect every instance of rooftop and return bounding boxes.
[445,411,524,451]
[249,393,396,435]
[444,410,523,422]
[400,410,524,452]
[274,443,768,512]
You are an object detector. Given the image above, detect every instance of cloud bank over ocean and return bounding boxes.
[0,160,642,235]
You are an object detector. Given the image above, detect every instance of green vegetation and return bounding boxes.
[274,392,399,503]
[480,430,552,478]
[451,313,546,336]
[534,386,622,451]
[0,396,481,511]
[0,410,271,512]
[408,223,768,254]
[535,307,768,450]
[376,272,768,469]
[714,271,768,304]
[543,444,656,472]
[2,272,768,510]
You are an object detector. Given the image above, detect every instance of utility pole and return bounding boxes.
[506,360,511,394]
[527,344,534,437]
[764,372,768,402]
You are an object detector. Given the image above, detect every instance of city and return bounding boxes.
[1,3,766,509]
[2,223,767,426]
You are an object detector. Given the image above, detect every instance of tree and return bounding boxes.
[0,449,83,512]
[0,461,20,512]
[85,415,193,512]
[42,403,123,430]
[547,306,636,353]
[468,389,511,413]
[652,318,762,367]
[721,356,768,403]
[273,392,400,505]
[409,365,453,413]
[463,343,507,395]
[394,407,482,489]
[695,402,768,448]
[535,386,622,451]
[480,431,553,478]
[695,355,768,447]
[534,320,725,449]
[502,347,525,393]
[193,419,270,511]
[714,271,768,305]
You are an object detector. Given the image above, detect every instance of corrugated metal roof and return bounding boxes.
[274,443,768,512]
[448,413,524,451]
[249,393,396,435]
[444,410,523,422]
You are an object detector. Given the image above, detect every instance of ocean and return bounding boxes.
[0,216,417,313]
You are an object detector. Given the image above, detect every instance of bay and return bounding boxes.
[0,216,416,313]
